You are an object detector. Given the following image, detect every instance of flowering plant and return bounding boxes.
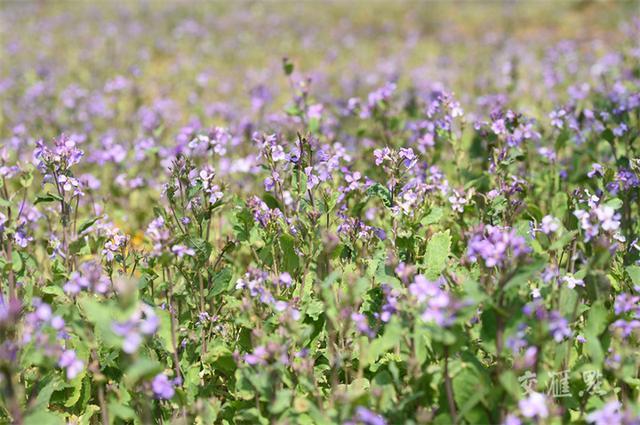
[0,3,639,424]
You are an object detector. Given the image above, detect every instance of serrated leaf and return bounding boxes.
[421,207,444,226]
[367,183,392,208]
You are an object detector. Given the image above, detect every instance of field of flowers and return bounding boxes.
[1,2,640,424]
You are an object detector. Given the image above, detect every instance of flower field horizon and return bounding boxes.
[1,2,640,424]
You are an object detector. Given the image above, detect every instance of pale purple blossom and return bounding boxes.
[540,215,560,234]
[58,349,84,380]
[151,373,175,400]
[519,392,548,419]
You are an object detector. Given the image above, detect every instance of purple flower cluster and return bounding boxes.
[146,217,171,257]
[58,349,84,380]
[236,269,301,321]
[112,304,160,353]
[243,342,289,366]
[34,135,84,175]
[574,204,622,243]
[408,275,461,327]
[151,373,177,400]
[247,196,283,228]
[64,261,110,295]
[467,225,529,268]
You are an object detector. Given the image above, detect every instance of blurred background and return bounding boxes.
[1,1,637,126]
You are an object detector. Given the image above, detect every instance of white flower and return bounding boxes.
[562,274,585,289]
[595,206,620,232]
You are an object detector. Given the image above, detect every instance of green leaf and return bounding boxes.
[279,233,300,274]
[108,400,135,421]
[421,207,444,226]
[604,198,623,210]
[33,375,66,410]
[76,296,121,348]
[367,183,392,208]
[626,265,640,286]
[452,365,489,423]
[12,251,23,273]
[366,317,401,365]
[157,307,175,353]
[77,216,101,234]
[34,192,63,205]
[124,357,163,386]
[423,230,451,280]
[78,405,100,425]
[549,230,578,251]
[209,267,233,297]
[583,300,608,365]
[24,410,65,425]
[269,389,293,415]
[304,299,324,321]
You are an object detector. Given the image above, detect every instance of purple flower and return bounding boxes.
[351,312,374,338]
[448,190,468,213]
[146,217,171,256]
[587,401,622,425]
[34,135,84,175]
[588,163,604,179]
[548,311,572,342]
[613,123,628,137]
[615,168,640,191]
[346,407,387,425]
[171,244,195,259]
[0,296,21,327]
[305,166,320,189]
[574,204,621,242]
[278,272,293,287]
[112,304,159,353]
[562,274,585,289]
[409,275,461,327]
[64,261,110,295]
[540,215,560,234]
[398,147,417,169]
[58,349,84,380]
[503,414,522,425]
[244,345,268,365]
[151,373,175,400]
[373,147,391,166]
[518,392,548,419]
[467,225,529,268]
[610,319,640,338]
[614,293,639,315]
[0,212,7,232]
[549,109,566,129]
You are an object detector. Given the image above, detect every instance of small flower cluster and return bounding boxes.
[408,275,462,327]
[64,261,110,295]
[112,304,160,353]
[467,225,530,268]
[574,204,622,243]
